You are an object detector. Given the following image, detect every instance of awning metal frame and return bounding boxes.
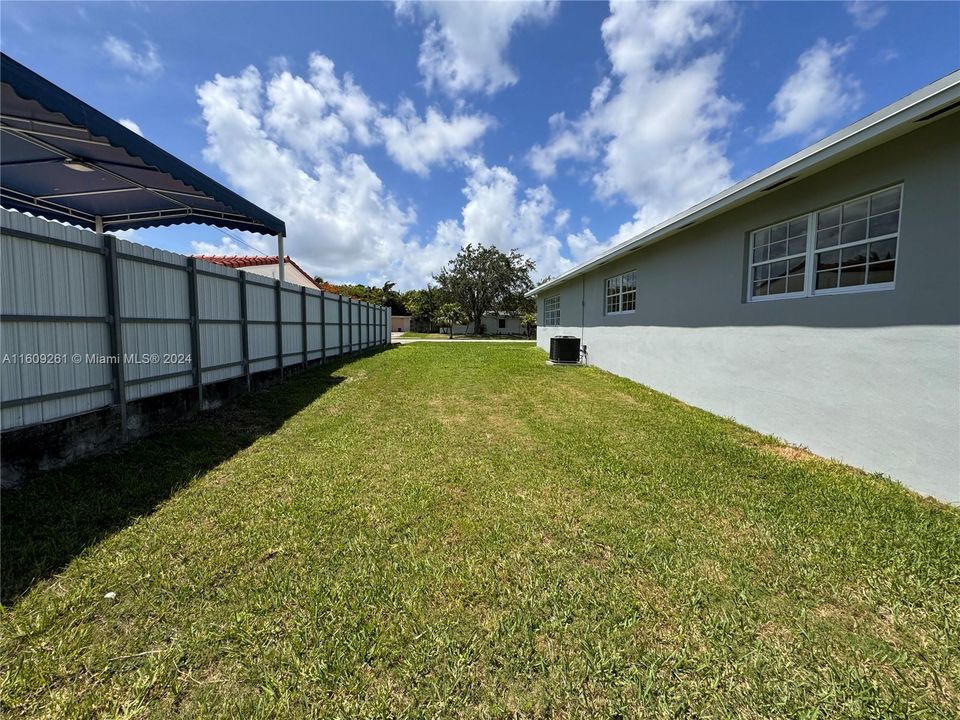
[1,52,288,280]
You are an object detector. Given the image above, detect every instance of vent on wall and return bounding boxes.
[761,175,798,192]
[913,99,960,124]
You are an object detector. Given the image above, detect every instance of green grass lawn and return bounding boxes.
[2,344,958,718]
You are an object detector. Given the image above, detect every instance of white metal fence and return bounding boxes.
[0,209,391,431]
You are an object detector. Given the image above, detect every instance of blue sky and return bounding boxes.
[2,1,957,288]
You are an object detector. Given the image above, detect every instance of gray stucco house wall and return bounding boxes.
[534,100,959,503]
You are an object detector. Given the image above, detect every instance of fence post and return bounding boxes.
[338,294,343,358]
[103,232,128,439]
[239,272,250,391]
[348,298,353,354]
[275,279,283,381]
[187,257,203,411]
[301,286,308,368]
[320,290,326,364]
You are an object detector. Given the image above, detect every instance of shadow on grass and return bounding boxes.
[0,352,382,605]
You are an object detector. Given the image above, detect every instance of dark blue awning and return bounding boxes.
[0,52,285,236]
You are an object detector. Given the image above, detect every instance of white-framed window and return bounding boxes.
[748,185,901,301]
[605,270,637,314]
[543,295,560,326]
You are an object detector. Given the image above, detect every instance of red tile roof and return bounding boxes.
[193,254,323,291]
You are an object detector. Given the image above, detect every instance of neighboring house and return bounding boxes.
[194,255,321,290]
[529,72,960,503]
[452,312,523,335]
[392,315,412,333]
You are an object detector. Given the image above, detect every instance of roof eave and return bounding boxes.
[527,69,960,297]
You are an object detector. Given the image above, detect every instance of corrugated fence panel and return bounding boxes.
[117,241,192,401]
[324,295,341,355]
[197,261,243,385]
[1,210,113,429]
[305,292,323,361]
[2,211,389,430]
[280,285,302,366]
[245,275,278,374]
[360,303,369,348]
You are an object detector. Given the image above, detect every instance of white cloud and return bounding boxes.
[117,118,143,136]
[103,35,162,76]
[377,99,491,176]
[196,57,496,287]
[554,208,570,230]
[763,39,863,143]
[405,158,574,284]
[846,1,887,30]
[197,64,416,280]
[400,0,558,96]
[528,1,739,234]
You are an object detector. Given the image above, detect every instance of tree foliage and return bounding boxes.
[316,280,408,315]
[435,302,468,339]
[520,312,537,338]
[434,244,534,336]
[400,285,446,328]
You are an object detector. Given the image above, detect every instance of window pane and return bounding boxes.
[770,260,788,279]
[771,224,788,242]
[753,280,768,297]
[816,227,839,249]
[868,210,899,238]
[839,265,866,287]
[769,277,787,294]
[817,250,840,271]
[841,219,867,244]
[622,292,636,311]
[816,270,838,290]
[870,187,901,215]
[868,238,897,262]
[753,245,769,263]
[841,245,868,267]
[787,236,806,256]
[788,217,808,237]
[818,206,841,229]
[867,260,895,284]
[769,240,787,259]
[754,264,769,281]
[622,272,637,291]
[754,228,770,246]
[842,198,869,223]
[787,275,805,293]
[788,257,805,274]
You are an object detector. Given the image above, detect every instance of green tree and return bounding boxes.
[436,302,468,339]
[434,244,534,337]
[521,311,537,338]
[402,285,447,330]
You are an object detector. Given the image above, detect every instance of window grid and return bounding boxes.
[543,295,560,326]
[748,185,901,302]
[605,270,637,315]
[749,215,809,298]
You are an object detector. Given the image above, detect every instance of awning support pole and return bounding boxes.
[277,233,285,283]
